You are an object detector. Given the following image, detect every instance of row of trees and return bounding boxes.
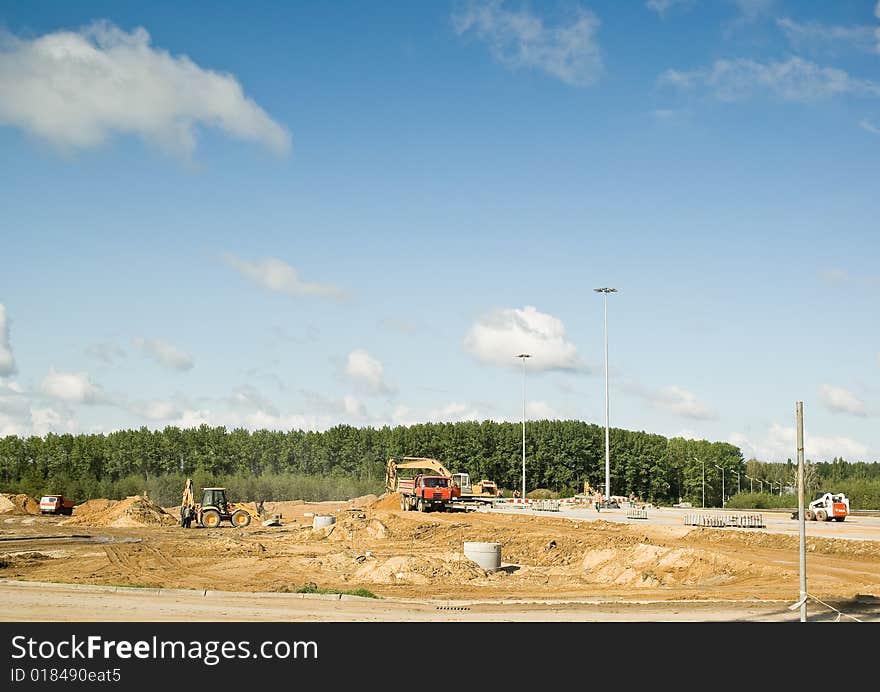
[0,421,876,506]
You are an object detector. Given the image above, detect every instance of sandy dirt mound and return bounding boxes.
[0,494,40,515]
[71,499,117,516]
[348,494,378,509]
[371,493,401,510]
[579,542,790,588]
[63,495,175,528]
[353,552,486,585]
[318,509,391,542]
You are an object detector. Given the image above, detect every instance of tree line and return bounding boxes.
[0,421,877,507]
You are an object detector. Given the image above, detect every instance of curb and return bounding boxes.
[0,579,365,602]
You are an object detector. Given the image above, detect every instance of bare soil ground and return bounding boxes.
[1,495,878,620]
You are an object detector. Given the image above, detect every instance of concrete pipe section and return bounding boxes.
[463,541,502,571]
[312,514,337,529]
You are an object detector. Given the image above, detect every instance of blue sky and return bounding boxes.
[1,0,879,462]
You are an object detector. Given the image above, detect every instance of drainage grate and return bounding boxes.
[436,606,470,611]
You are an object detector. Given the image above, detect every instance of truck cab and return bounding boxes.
[39,495,75,515]
[400,474,455,512]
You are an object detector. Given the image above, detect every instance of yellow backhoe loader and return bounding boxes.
[179,479,262,528]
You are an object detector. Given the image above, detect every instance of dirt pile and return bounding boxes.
[0,494,40,515]
[578,541,788,588]
[371,493,401,510]
[353,553,486,585]
[348,494,378,509]
[319,509,391,542]
[63,495,175,528]
[71,499,117,516]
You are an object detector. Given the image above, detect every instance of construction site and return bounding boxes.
[2,476,879,622]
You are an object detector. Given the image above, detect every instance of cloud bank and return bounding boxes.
[224,254,346,301]
[0,21,290,156]
[0,304,15,376]
[659,56,880,101]
[453,1,602,86]
[465,306,586,373]
[133,337,194,371]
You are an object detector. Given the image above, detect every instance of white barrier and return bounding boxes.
[683,513,764,528]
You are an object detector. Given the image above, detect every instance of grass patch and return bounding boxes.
[293,583,378,599]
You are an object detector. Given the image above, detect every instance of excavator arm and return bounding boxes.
[181,478,195,510]
[385,457,453,492]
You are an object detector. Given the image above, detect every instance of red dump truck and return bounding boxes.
[397,474,456,512]
[39,495,76,515]
[386,457,458,512]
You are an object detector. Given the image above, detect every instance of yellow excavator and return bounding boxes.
[179,479,262,528]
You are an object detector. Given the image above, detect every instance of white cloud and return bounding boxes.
[452,1,603,87]
[174,408,213,428]
[343,394,365,419]
[228,384,278,416]
[646,0,694,16]
[820,384,867,417]
[224,253,346,301]
[0,304,16,376]
[40,368,106,404]
[128,399,179,421]
[465,305,586,373]
[0,412,24,436]
[659,57,880,102]
[727,432,753,456]
[0,21,290,157]
[876,1,880,54]
[392,402,483,426]
[860,119,880,135]
[344,349,395,395]
[85,341,126,365]
[133,337,194,371]
[625,381,717,419]
[243,410,333,432]
[526,401,561,420]
[30,406,78,436]
[734,424,868,462]
[777,17,876,53]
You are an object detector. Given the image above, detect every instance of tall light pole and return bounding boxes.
[515,353,531,501]
[713,464,725,508]
[594,287,617,500]
[796,400,807,623]
[745,474,755,493]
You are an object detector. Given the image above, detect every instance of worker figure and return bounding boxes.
[513,489,520,499]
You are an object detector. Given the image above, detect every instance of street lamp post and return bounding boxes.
[713,464,725,508]
[594,287,617,500]
[515,353,531,501]
[745,474,754,493]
